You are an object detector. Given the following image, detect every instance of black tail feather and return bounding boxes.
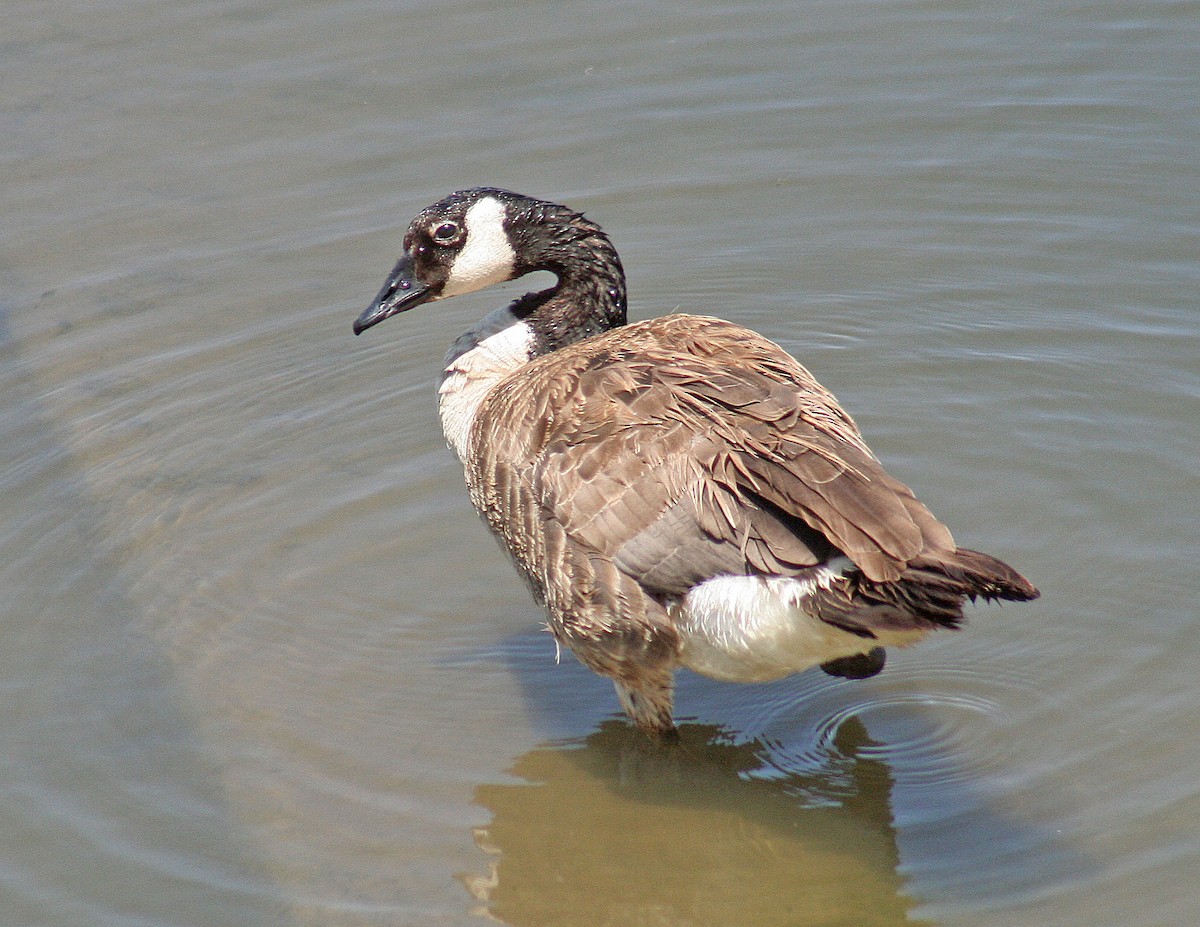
[812,548,1039,637]
[926,548,1041,603]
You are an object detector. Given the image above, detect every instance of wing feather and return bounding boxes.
[468,314,960,666]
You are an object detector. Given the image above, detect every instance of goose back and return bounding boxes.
[465,315,970,671]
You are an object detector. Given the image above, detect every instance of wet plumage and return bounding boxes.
[354,188,1038,735]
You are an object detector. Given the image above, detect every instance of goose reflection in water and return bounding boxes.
[459,717,930,927]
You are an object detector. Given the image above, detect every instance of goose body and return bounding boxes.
[354,188,1038,735]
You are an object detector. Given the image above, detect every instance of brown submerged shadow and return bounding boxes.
[460,717,930,927]
[0,303,284,923]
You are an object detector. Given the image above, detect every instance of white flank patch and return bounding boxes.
[441,196,517,298]
[673,559,924,683]
[437,307,536,461]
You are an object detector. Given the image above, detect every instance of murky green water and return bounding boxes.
[3,1,1198,924]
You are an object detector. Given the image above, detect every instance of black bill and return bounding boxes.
[353,254,434,335]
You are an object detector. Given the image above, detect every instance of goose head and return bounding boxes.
[354,188,627,343]
[354,188,519,334]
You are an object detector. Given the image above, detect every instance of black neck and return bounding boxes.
[508,205,628,356]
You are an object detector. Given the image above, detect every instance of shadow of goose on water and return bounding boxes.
[461,716,929,927]
[462,627,1090,926]
[0,303,285,924]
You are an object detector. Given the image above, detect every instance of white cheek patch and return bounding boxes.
[441,196,517,298]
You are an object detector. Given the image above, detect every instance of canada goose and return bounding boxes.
[354,188,1039,736]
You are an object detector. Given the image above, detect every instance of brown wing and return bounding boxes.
[519,315,955,596]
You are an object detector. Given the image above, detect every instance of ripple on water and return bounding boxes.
[712,654,1096,910]
[738,659,1048,798]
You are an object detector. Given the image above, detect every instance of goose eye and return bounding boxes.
[431,221,460,244]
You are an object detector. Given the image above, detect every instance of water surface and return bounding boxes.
[2,1,1198,924]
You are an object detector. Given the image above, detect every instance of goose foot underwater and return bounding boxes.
[353,188,1039,736]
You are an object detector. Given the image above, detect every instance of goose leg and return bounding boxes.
[820,646,887,679]
[612,668,677,738]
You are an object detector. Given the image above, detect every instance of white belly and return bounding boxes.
[672,568,927,683]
